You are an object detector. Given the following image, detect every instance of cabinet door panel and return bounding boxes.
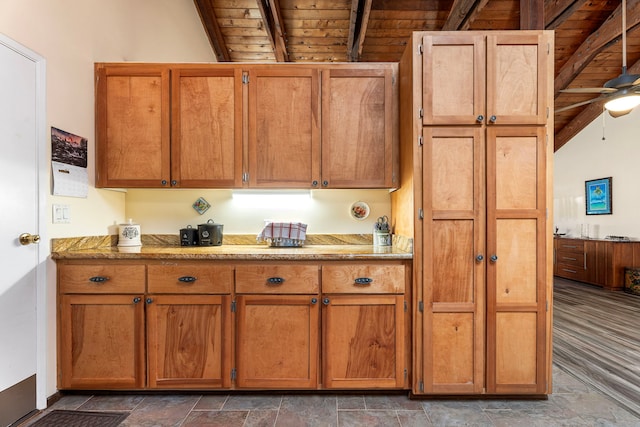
[323,295,405,389]
[422,34,485,125]
[172,67,243,188]
[431,313,476,391]
[486,33,548,125]
[59,295,145,389]
[248,68,320,188]
[321,68,394,188]
[236,295,319,388]
[96,65,170,187]
[147,295,231,389]
[486,126,548,394]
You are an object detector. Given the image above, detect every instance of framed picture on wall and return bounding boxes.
[585,177,612,215]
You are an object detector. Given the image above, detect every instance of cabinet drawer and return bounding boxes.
[556,239,584,254]
[555,250,585,269]
[147,264,233,294]
[556,263,587,281]
[322,264,405,294]
[235,265,319,294]
[59,264,146,294]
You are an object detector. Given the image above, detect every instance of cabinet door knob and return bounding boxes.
[171,180,177,186]
[178,276,197,283]
[312,180,318,187]
[311,298,318,305]
[476,254,484,262]
[133,297,141,304]
[161,180,168,186]
[489,115,497,124]
[476,114,484,123]
[146,297,153,304]
[322,297,330,305]
[490,254,498,262]
[322,180,329,187]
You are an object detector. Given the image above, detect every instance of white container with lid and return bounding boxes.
[118,219,142,247]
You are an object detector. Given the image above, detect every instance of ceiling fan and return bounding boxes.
[557,0,640,117]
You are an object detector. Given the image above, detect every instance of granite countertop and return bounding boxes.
[51,234,413,261]
[553,234,639,242]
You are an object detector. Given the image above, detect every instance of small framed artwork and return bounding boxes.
[585,177,612,215]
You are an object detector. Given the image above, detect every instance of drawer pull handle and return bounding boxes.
[354,277,373,285]
[562,268,577,274]
[563,245,577,249]
[267,277,285,285]
[89,276,109,283]
[562,257,577,261]
[178,276,197,283]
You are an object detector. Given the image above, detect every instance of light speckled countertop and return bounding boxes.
[51,234,413,261]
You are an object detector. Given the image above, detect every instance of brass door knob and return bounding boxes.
[19,233,40,246]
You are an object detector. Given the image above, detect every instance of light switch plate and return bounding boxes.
[53,204,71,224]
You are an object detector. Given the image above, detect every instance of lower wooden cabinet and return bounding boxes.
[57,259,409,391]
[235,295,320,389]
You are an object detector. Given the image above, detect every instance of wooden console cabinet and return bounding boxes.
[554,237,640,291]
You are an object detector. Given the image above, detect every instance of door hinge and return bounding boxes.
[404,368,408,379]
[418,107,424,119]
[231,300,236,312]
[546,106,550,118]
[242,172,249,183]
[418,44,423,55]
[404,300,408,312]
[418,300,424,312]
[419,380,424,392]
[242,74,249,84]
[418,135,423,146]
[418,208,424,220]
[547,42,550,55]
[546,208,549,219]
[546,300,549,312]
[392,75,396,85]
[231,368,237,381]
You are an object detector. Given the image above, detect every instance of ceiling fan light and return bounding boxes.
[604,93,640,112]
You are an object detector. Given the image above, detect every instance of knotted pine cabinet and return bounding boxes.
[392,31,554,396]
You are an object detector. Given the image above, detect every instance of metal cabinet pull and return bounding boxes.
[354,277,373,285]
[89,276,109,283]
[476,114,484,123]
[178,276,197,283]
[322,297,330,305]
[133,297,141,304]
[489,115,497,123]
[311,298,318,305]
[476,254,484,262]
[490,255,498,262]
[146,297,153,304]
[267,277,285,285]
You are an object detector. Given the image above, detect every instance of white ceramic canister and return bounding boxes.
[118,218,142,247]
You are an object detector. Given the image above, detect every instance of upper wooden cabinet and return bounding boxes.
[171,67,243,188]
[321,68,396,188]
[247,68,321,188]
[95,63,398,189]
[422,32,549,126]
[95,64,171,188]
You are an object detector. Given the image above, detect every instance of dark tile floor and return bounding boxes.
[19,366,640,427]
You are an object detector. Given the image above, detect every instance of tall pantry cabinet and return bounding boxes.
[392,31,554,396]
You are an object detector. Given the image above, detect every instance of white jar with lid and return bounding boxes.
[118,219,141,247]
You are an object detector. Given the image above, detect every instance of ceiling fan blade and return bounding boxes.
[555,97,603,113]
[559,87,618,94]
[608,108,633,118]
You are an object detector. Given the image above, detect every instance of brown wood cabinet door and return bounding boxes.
[95,64,170,188]
[486,126,548,394]
[322,295,405,389]
[235,295,319,389]
[248,68,320,188]
[171,67,243,188]
[420,127,486,394]
[421,34,485,126]
[146,295,232,389]
[486,33,549,125]
[59,294,145,389]
[321,68,395,188]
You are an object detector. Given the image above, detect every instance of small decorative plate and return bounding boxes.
[192,197,211,215]
[350,201,370,220]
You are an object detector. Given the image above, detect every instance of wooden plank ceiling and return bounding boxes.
[194,0,640,151]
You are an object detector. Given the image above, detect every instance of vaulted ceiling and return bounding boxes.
[193,0,640,151]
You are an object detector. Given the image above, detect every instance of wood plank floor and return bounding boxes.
[553,277,640,417]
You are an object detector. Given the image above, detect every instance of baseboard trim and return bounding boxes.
[0,375,36,427]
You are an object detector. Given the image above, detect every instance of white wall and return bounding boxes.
[554,107,640,239]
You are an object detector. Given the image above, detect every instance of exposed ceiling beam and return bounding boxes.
[545,0,588,30]
[459,0,491,30]
[257,0,289,62]
[520,0,545,29]
[555,57,640,151]
[193,0,231,62]
[554,0,640,96]
[347,0,373,62]
[442,0,477,30]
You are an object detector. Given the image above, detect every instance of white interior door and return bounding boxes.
[0,33,47,425]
